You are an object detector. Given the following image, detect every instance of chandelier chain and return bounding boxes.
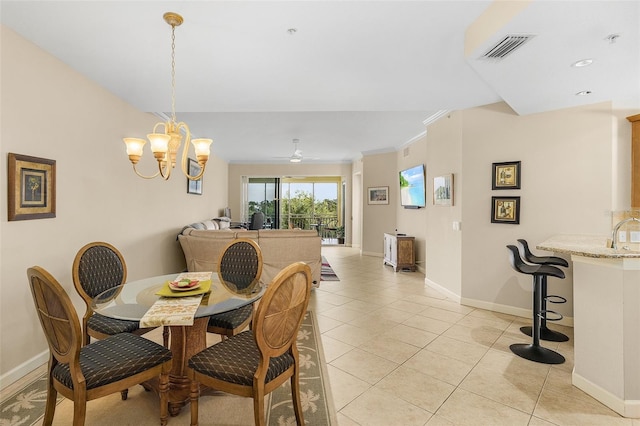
[170,24,177,123]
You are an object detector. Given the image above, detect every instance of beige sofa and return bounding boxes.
[178,227,322,287]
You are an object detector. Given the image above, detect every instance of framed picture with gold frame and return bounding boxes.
[7,153,56,221]
[491,196,520,224]
[492,161,521,190]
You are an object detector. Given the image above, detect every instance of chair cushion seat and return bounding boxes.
[207,304,253,330]
[53,332,172,390]
[88,313,141,335]
[189,330,294,386]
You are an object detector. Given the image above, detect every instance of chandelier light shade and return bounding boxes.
[123,12,212,180]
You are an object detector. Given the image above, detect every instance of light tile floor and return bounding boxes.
[316,246,639,426]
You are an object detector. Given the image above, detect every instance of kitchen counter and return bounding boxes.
[537,234,640,258]
[537,234,640,418]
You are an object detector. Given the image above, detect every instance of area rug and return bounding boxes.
[321,256,340,281]
[0,312,336,426]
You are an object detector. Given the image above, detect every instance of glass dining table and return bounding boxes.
[92,272,265,416]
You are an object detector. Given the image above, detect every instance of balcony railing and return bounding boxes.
[262,214,339,238]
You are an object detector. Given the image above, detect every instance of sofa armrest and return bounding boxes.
[257,230,321,287]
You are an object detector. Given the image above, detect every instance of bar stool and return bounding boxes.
[506,245,565,364]
[517,239,569,342]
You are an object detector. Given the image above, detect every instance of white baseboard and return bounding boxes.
[573,371,640,418]
[425,279,574,327]
[0,350,48,390]
[425,279,461,303]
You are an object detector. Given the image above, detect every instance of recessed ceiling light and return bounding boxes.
[576,90,592,96]
[572,59,593,67]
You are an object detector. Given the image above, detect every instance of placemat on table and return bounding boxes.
[140,295,203,327]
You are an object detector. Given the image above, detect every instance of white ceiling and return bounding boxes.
[2,1,638,164]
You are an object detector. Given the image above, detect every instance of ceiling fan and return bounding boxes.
[289,139,303,163]
[272,139,305,162]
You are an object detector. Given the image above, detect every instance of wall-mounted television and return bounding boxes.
[399,164,426,208]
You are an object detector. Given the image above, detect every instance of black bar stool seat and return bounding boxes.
[517,239,569,342]
[506,245,565,364]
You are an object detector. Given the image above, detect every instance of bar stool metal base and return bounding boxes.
[520,325,569,342]
[510,343,565,364]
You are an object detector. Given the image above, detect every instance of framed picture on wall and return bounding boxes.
[7,153,56,221]
[492,161,521,190]
[367,186,389,205]
[433,174,453,206]
[491,196,520,224]
[187,158,203,195]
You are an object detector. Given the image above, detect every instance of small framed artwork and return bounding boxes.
[368,186,389,205]
[492,161,521,190]
[187,158,203,195]
[491,196,520,224]
[7,153,56,221]
[433,174,453,206]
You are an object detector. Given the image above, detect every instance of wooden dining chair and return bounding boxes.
[188,262,312,426]
[27,266,173,426]
[206,238,263,339]
[72,241,169,399]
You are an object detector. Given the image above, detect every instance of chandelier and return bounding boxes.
[123,12,212,180]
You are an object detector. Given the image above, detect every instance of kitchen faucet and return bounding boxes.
[611,217,640,249]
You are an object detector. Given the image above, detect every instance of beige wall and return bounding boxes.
[361,152,397,255]
[0,26,228,384]
[424,113,463,296]
[459,102,614,319]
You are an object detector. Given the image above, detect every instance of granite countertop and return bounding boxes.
[537,234,640,259]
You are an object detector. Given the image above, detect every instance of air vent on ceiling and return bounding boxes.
[481,35,535,60]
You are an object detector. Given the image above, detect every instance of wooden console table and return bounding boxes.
[383,233,416,272]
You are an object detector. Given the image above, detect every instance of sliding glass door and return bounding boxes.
[246,178,279,228]
[244,176,342,241]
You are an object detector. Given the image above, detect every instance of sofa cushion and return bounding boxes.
[201,220,218,230]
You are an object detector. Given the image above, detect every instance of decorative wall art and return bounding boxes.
[7,153,56,221]
[492,161,521,190]
[187,158,203,195]
[491,196,520,224]
[368,186,389,205]
[433,174,453,206]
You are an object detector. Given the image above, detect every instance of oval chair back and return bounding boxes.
[217,238,263,294]
[253,262,311,359]
[73,242,126,299]
[29,266,82,368]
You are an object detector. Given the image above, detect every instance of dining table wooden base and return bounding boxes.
[167,317,209,416]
